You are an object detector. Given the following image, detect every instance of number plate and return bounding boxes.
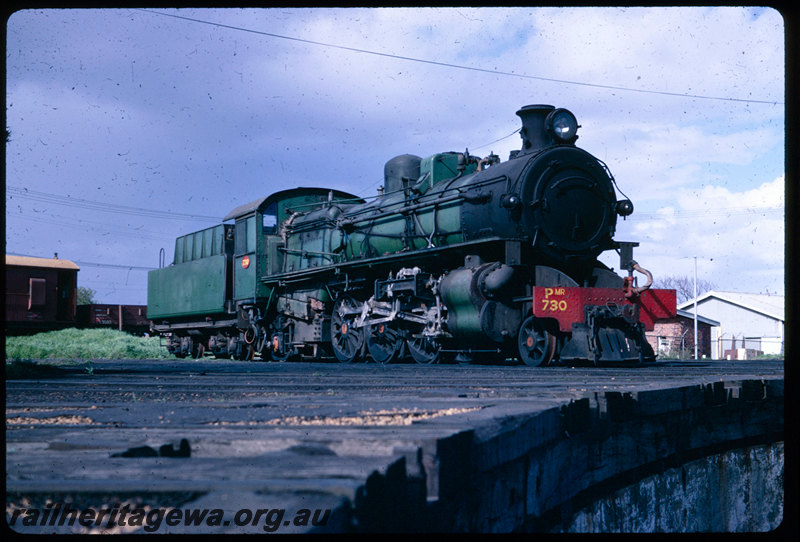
[532,286,624,332]
[532,286,677,332]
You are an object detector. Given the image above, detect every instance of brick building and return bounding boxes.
[647,309,720,359]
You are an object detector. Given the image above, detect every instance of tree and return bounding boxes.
[77,286,97,305]
[652,275,717,305]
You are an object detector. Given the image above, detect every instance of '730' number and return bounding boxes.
[542,299,568,312]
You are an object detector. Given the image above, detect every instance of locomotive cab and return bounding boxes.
[222,196,277,304]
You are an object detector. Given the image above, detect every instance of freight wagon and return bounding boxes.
[5,254,79,335]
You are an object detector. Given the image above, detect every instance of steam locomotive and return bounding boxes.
[147,104,676,365]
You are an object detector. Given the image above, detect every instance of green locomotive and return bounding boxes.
[147,105,675,365]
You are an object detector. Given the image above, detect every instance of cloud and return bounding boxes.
[572,104,784,211]
[531,7,784,103]
[604,174,784,293]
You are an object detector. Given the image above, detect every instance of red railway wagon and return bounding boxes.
[5,254,79,335]
[76,304,150,335]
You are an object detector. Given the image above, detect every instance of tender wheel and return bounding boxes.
[172,338,186,359]
[177,336,196,359]
[214,337,232,359]
[231,338,254,361]
[366,323,402,364]
[331,296,364,363]
[407,334,441,364]
[517,316,557,366]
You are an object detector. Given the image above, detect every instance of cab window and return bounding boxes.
[263,202,278,235]
[235,216,257,254]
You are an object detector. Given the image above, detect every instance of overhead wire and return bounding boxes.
[7,252,156,271]
[626,206,783,221]
[133,8,783,106]
[73,261,155,271]
[7,186,220,222]
[10,211,179,243]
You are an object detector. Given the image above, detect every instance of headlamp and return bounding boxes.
[545,108,579,144]
[616,199,634,217]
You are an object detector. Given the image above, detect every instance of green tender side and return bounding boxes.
[147,254,227,319]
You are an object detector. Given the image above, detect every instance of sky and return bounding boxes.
[5,7,786,306]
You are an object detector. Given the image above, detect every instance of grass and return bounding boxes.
[754,353,783,360]
[5,328,172,362]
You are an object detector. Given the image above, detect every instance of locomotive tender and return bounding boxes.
[147,104,676,365]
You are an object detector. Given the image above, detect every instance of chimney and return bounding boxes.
[516,104,555,156]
